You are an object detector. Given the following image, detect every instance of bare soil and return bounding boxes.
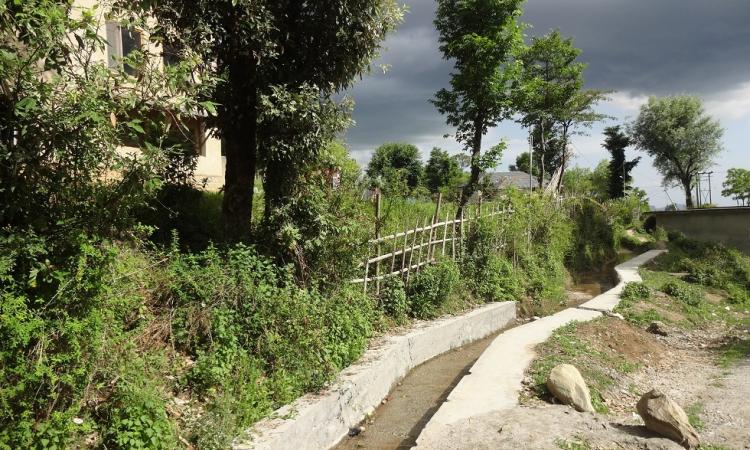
[510,316,750,449]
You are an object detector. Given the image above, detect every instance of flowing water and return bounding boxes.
[333,268,618,450]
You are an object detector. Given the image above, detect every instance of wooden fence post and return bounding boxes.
[363,243,370,294]
[415,217,428,273]
[405,220,419,286]
[441,211,449,258]
[429,193,442,260]
[451,216,457,260]
[374,189,382,296]
[390,221,399,276]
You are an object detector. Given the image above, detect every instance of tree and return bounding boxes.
[366,143,424,195]
[433,0,524,216]
[129,0,403,240]
[630,96,724,208]
[425,147,463,193]
[603,126,640,199]
[511,152,538,176]
[561,161,609,200]
[515,31,606,189]
[722,168,750,206]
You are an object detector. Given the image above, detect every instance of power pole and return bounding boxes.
[707,171,713,205]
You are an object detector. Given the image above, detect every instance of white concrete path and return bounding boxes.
[415,250,666,448]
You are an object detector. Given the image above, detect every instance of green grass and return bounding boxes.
[555,436,592,450]
[718,338,750,369]
[685,402,705,431]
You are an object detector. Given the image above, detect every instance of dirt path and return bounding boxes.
[426,321,750,450]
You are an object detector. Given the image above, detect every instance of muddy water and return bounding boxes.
[333,267,619,450]
[333,320,518,450]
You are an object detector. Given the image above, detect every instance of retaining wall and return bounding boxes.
[650,207,750,253]
[233,301,517,450]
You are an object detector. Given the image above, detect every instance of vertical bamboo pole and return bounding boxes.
[401,220,409,274]
[441,211,449,257]
[405,220,419,285]
[429,193,442,260]
[375,189,382,295]
[459,209,465,259]
[363,243,370,294]
[415,217,428,273]
[451,216,457,260]
[390,220,399,276]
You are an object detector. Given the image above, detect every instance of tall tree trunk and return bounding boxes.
[457,118,483,219]
[221,63,258,241]
[682,178,694,209]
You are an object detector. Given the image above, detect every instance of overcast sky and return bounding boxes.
[343,0,750,207]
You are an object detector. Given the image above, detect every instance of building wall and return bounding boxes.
[73,0,225,191]
[651,208,750,254]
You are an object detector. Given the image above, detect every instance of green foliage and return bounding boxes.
[621,282,652,303]
[433,0,524,209]
[379,278,409,324]
[425,147,465,194]
[566,197,617,271]
[662,280,705,307]
[721,168,750,206]
[630,95,724,208]
[367,143,425,195]
[407,260,460,319]
[464,218,523,302]
[562,161,610,201]
[127,0,404,239]
[603,125,640,199]
[102,383,177,450]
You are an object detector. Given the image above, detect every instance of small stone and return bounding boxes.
[647,321,669,336]
[532,316,541,321]
[72,417,84,425]
[637,389,700,449]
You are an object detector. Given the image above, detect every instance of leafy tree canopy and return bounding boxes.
[433,0,525,214]
[366,143,424,195]
[124,0,404,239]
[603,125,640,199]
[722,168,750,206]
[630,95,723,208]
[425,147,464,194]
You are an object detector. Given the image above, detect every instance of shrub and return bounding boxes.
[407,259,460,319]
[621,282,651,303]
[379,278,409,323]
[662,280,704,307]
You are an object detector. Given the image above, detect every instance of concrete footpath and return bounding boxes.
[414,250,666,448]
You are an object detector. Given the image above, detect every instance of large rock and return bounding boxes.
[636,389,700,449]
[546,364,594,412]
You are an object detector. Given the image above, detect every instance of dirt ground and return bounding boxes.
[505,318,750,450]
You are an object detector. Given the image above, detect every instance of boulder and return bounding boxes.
[546,364,594,412]
[636,389,700,449]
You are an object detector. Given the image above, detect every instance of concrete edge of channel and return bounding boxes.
[232,301,518,450]
[414,249,667,448]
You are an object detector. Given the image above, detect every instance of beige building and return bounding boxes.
[75,0,226,190]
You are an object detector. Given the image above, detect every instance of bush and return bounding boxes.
[379,278,409,323]
[621,282,651,302]
[662,280,704,307]
[407,259,460,319]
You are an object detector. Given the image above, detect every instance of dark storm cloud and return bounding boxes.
[346,0,750,156]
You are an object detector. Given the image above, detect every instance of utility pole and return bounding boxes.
[695,176,701,208]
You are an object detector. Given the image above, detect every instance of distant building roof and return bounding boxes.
[485,171,539,190]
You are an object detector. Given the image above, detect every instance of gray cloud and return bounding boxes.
[345,0,750,157]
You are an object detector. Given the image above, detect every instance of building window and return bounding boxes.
[106,21,141,76]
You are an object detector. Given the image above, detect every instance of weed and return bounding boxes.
[685,402,705,431]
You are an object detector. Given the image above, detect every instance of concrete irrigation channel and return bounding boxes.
[234,250,663,450]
